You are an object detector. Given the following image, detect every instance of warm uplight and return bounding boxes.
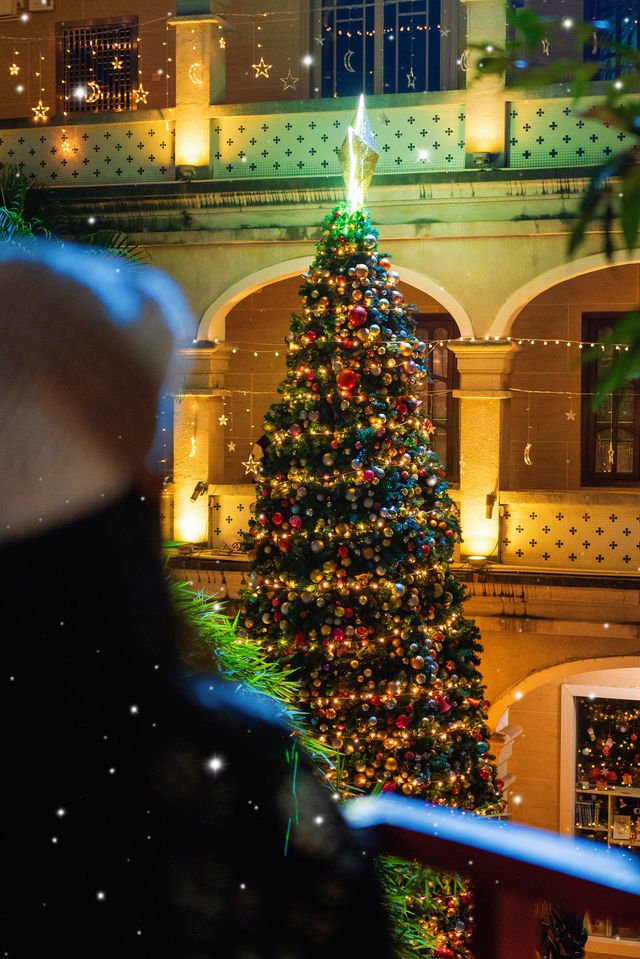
[175,508,207,545]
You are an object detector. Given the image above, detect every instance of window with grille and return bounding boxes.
[320,0,441,98]
[415,313,460,481]
[582,313,640,483]
[583,0,639,80]
[56,17,138,114]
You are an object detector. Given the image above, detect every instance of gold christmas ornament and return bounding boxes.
[338,95,379,212]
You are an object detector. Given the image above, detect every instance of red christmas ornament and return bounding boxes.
[348,305,367,328]
[290,515,302,528]
[272,512,283,525]
[395,714,410,729]
[333,628,345,642]
[363,469,375,481]
[307,330,318,341]
[294,633,306,647]
[336,369,358,391]
[338,546,349,558]
[436,694,451,713]
[382,782,396,793]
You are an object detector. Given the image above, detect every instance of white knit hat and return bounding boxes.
[0,241,191,542]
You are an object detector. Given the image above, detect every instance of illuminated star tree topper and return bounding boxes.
[337,94,379,213]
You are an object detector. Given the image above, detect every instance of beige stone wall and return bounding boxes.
[222,273,447,483]
[508,264,640,491]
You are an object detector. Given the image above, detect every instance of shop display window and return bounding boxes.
[574,694,640,943]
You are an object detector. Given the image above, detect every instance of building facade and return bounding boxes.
[1,0,638,954]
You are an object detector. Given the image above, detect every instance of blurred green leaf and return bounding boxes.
[74,228,148,262]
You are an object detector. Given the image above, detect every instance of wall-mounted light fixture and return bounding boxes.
[190,480,207,502]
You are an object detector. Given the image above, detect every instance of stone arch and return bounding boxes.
[487,250,640,340]
[197,257,473,341]
[488,654,640,732]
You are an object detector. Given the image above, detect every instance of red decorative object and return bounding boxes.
[272,512,283,525]
[336,369,358,391]
[396,714,410,729]
[348,305,367,328]
[290,515,302,528]
[363,469,375,481]
[382,781,396,793]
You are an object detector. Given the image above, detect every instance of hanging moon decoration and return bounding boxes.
[344,49,356,73]
[85,81,101,104]
[459,49,470,72]
[188,62,203,86]
[524,443,533,466]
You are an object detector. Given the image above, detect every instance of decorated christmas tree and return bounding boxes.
[240,98,502,958]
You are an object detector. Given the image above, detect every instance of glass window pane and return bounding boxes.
[431,429,447,466]
[616,433,634,473]
[431,345,447,379]
[617,386,635,423]
[595,429,613,472]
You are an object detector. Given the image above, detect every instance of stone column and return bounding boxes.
[168,0,228,179]
[459,0,506,165]
[173,343,232,543]
[448,341,517,559]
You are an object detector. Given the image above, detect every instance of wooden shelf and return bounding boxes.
[576,786,640,798]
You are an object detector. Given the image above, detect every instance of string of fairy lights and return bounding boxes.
[208,334,632,356]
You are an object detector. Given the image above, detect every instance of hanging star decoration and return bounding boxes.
[227,441,236,452]
[314,35,324,45]
[132,82,149,105]
[439,26,450,38]
[31,99,49,122]
[565,405,576,421]
[111,57,123,70]
[242,453,259,477]
[218,413,229,426]
[337,94,379,212]
[406,65,416,89]
[252,56,272,79]
[10,62,19,75]
[280,68,299,91]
